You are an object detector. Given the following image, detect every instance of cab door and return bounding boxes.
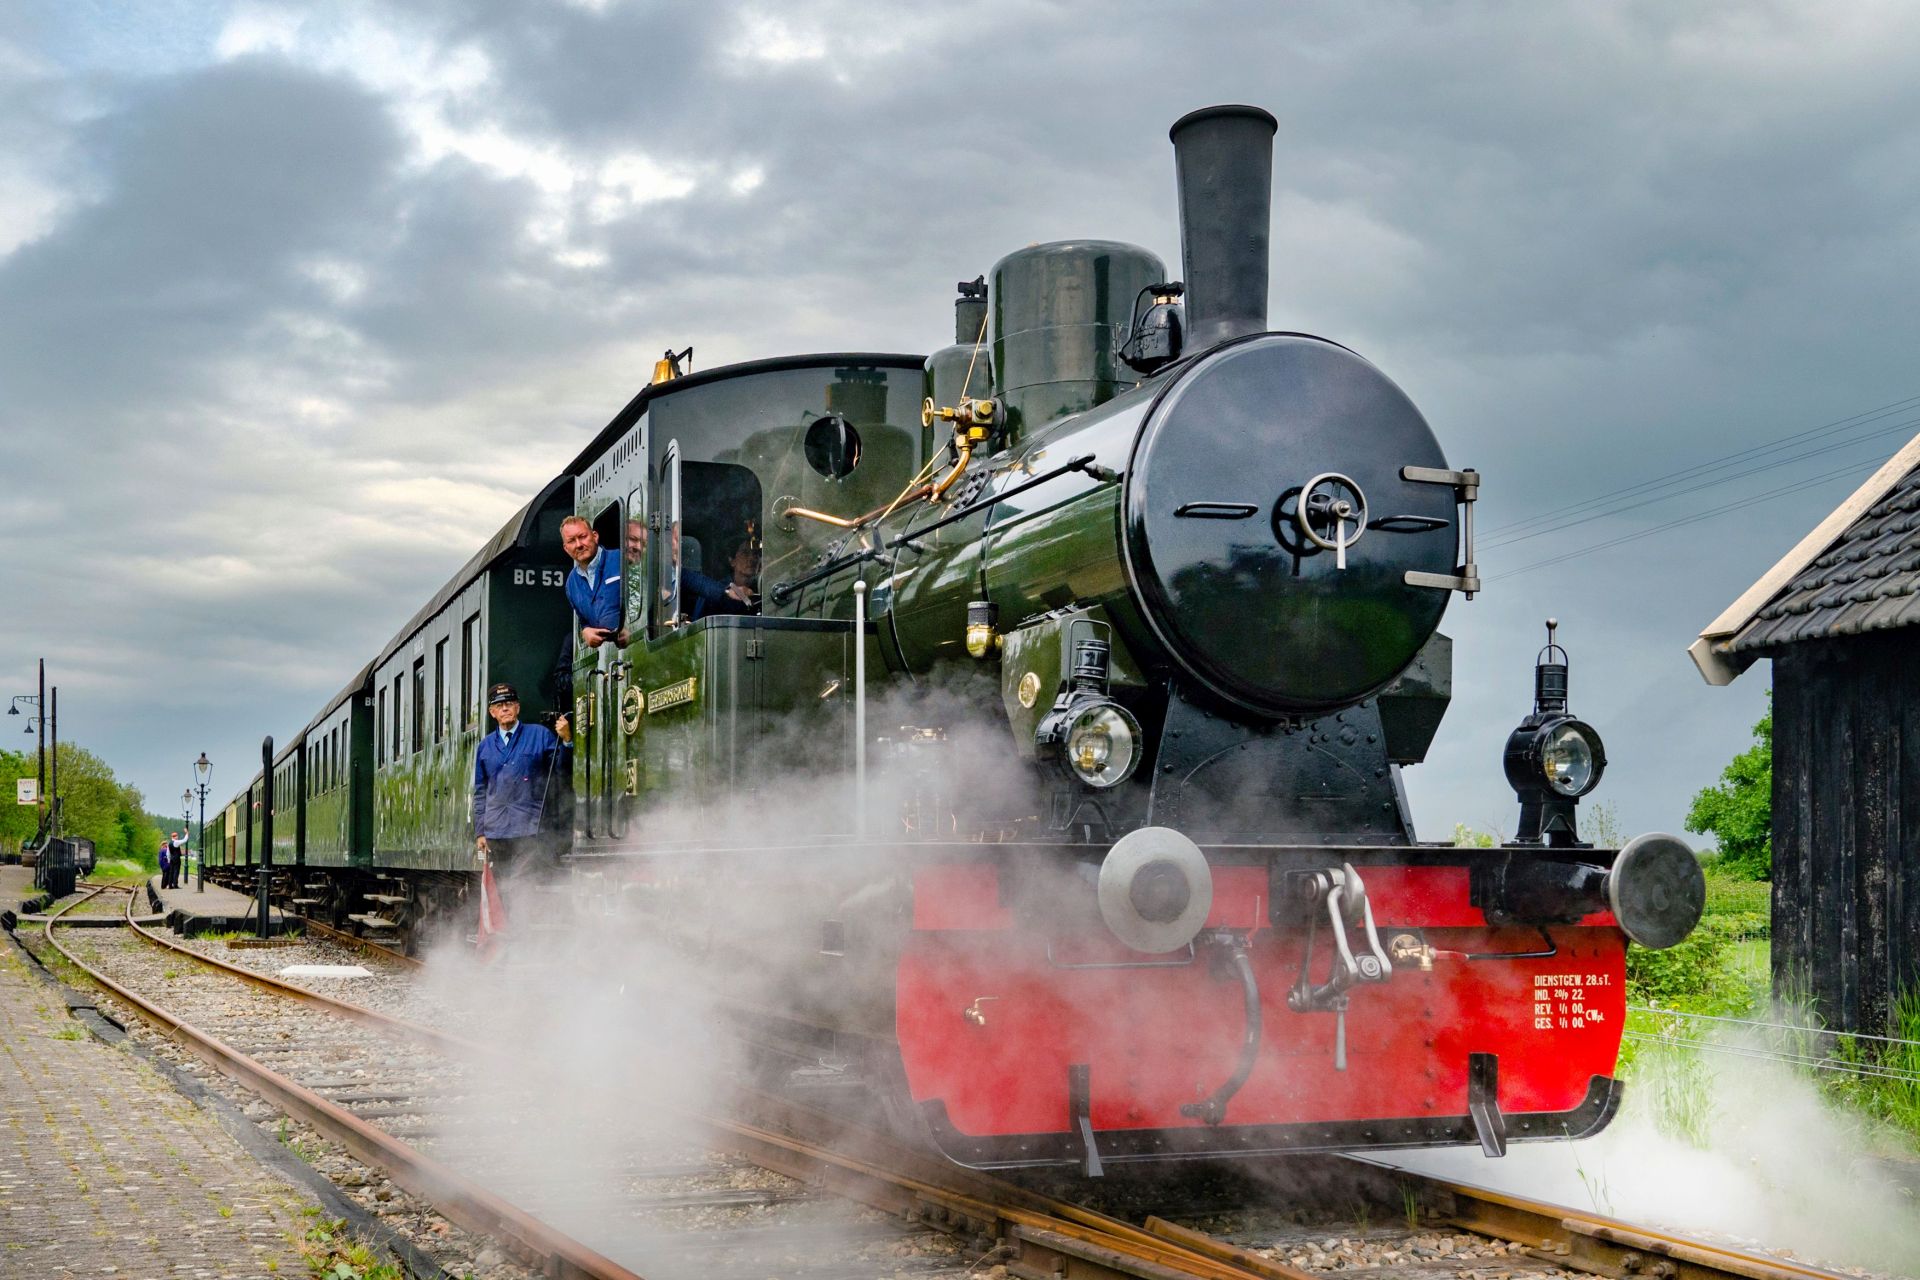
[573,501,625,840]
[609,479,650,839]
[634,441,703,810]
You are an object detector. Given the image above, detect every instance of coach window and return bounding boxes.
[391,675,403,760]
[461,616,479,729]
[434,638,449,742]
[377,688,387,765]
[411,659,426,753]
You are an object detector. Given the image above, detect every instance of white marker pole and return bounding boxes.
[853,579,868,838]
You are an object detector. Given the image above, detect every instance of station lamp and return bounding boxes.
[1503,619,1606,847]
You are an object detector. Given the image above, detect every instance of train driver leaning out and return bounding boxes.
[561,515,621,649]
[472,682,572,885]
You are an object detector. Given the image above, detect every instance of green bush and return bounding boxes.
[1628,914,1737,1006]
[1626,871,1770,1010]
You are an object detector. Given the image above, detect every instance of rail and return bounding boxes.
[42,889,648,1280]
[1346,1156,1855,1280]
[289,912,423,969]
[35,885,1860,1280]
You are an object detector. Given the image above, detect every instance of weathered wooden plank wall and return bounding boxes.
[1770,633,1920,1034]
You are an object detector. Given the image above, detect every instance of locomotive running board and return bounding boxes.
[917,1074,1619,1170]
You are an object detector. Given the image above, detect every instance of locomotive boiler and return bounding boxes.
[203,105,1705,1174]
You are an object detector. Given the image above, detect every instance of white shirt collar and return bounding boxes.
[572,549,603,580]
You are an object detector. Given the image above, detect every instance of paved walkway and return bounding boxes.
[0,934,316,1276]
[1,862,36,911]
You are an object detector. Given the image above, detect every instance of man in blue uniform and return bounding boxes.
[562,516,622,650]
[473,683,572,889]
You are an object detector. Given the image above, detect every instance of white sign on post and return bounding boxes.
[15,779,36,805]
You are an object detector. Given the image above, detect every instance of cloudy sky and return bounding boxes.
[3,0,1917,842]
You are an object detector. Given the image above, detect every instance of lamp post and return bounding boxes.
[193,754,211,892]
[9,659,46,846]
[180,789,192,887]
[47,686,58,839]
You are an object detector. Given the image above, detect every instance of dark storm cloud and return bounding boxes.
[3,0,1918,835]
[0,57,401,418]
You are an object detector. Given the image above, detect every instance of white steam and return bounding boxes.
[1383,1014,1920,1276]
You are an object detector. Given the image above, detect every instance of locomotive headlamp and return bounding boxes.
[1062,702,1142,789]
[1540,722,1599,796]
[1503,620,1607,846]
[1035,632,1143,789]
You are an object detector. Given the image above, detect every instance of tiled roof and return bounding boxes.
[1730,468,1920,653]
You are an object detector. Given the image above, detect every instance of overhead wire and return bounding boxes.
[1482,390,1920,541]
[1485,452,1896,582]
[1482,413,1920,551]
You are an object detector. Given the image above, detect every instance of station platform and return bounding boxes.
[0,925,317,1274]
[148,874,289,936]
[1,862,36,912]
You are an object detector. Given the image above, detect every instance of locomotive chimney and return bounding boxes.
[1169,104,1278,350]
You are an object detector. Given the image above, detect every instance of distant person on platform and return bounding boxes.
[157,838,173,890]
[171,831,188,886]
[562,515,622,651]
[472,683,572,892]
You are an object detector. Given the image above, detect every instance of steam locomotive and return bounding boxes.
[204,105,1704,1172]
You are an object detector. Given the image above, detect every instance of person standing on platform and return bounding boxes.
[157,838,173,891]
[472,683,572,903]
[170,832,188,887]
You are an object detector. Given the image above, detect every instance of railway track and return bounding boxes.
[29,885,1871,1280]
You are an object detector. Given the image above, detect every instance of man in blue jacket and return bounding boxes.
[473,683,572,888]
[562,516,622,650]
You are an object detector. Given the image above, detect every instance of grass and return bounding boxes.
[192,925,303,943]
[275,1118,318,1164]
[1825,990,1920,1142]
[294,1218,405,1280]
[1621,861,1920,1153]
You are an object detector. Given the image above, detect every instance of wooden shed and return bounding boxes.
[1692,435,1920,1035]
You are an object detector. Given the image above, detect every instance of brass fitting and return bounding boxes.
[963,996,999,1026]
[921,396,997,440]
[928,440,974,501]
[965,600,1000,659]
[1389,932,1436,971]
[651,346,692,384]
